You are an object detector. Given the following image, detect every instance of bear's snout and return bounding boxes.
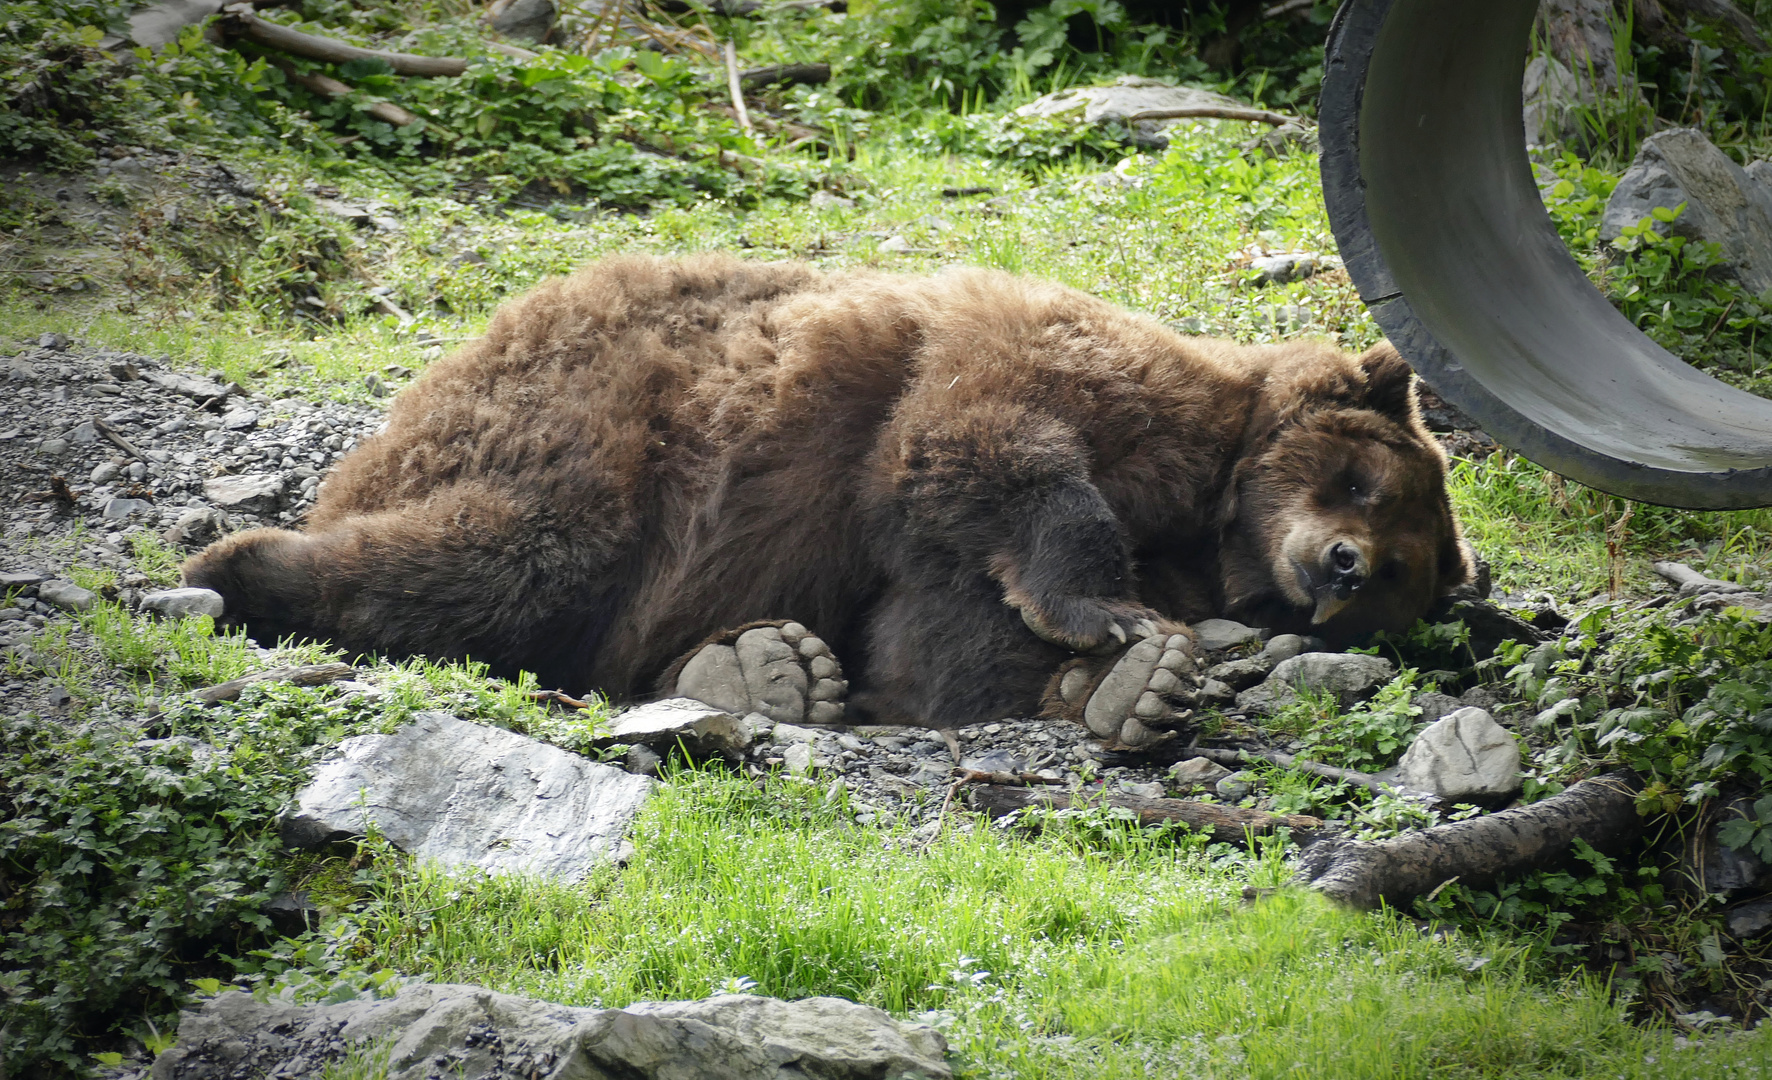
[1325,541,1368,599]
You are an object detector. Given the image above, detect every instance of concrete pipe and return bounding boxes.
[1319,0,1772,508]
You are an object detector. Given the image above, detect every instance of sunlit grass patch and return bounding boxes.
[312,767,1769,1079]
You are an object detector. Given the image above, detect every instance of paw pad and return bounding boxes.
[1082,633,1200,748]
[676,622,847,725]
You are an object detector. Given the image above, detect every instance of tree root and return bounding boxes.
[1295,771,1645,909]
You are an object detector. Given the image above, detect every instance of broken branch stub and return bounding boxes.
[1295,771,1645,909]
[222,4,469,77]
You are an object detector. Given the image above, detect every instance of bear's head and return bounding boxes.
[1217,341,1472,644]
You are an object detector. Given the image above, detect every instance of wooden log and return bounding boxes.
[1127,105,1296,127]
[275,62,420,127]
[222,4,469,77]
[738,62,829,88]
[966,783,1322,848]
[721,38,753,135]
[1294,771,1645,909]
[193,662,357,704]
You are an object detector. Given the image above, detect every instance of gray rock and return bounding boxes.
[1248,253,1335,286]
[600,697,750,760]
[218,407,258,431]
[101,496,155,520]
[1190,618,1263,653]
[1216,770,1256,801]
[150,982,949,1080]
[36,437,69,458]
[1118,779,1166,799]
[1600,128,1772,295]
[280,711,652,881]
[783,741,818,775]
[90,461,120,484]
[141,587,226,620]
[1016,76,1256,148]
[1685,797,1772,894]
[0,570,48,588]
[1726,896,1772,940]
[771,722,822,744]
[625,743,664,776]
[810,190,856,210]
[163,506,229,547]
[38,331,67,351]
[1236,652,1395,714]
[37,580,97,612]
[143,369,230,401]
[68,420,98,443]
[1411,691,1465,724]
[203,473,285,514]
[4,357,35,381]
[1169,756,1231,787]
[961,749,1022,775]
[491,0,556,42]
[1394,707,1521,802]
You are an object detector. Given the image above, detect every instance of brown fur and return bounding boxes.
[183,254,1470,727]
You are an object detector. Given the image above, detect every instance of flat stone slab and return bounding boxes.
[203,472,285,514]
[152,982,950,1080]
[598,697,751,759]
[141,587,226,620]
[280,712,653,881]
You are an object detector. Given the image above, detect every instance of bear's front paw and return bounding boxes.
[1059,632,1201,749]
[1018,596,1182,655]
[673,621,846,726]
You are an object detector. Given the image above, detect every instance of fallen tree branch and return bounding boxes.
[967,783,1322,849]
[273,60,420,127]
[1127,105,1296,126]
[721,38,753,136]
[222,4,468,76]
[1192,745,1441,803]
[1294,771,1644,909]
[194,662,358,704]
[91,416,151,464]
[738,62,829,88]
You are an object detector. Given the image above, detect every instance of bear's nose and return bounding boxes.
[1326,542,1366,598]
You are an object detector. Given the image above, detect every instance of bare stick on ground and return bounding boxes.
[1128,106,1296,126]
[193,662,358,704]
[1294,771,1645,909]
[721,39,753,136]
[272,61,420,127]
[968,784,1322,849]
[222,4,469,77]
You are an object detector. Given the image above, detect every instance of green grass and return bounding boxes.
[306,767,1769,1079]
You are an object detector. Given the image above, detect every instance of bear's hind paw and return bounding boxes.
[1061,633,1202,750]
[673,622,846,726]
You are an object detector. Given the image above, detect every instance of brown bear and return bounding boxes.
[183,253,1470,748]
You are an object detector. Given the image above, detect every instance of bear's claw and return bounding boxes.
[674,622,846,726]
[1065,632,1201,749]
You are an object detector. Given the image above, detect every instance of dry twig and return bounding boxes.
[1127,105,1296,126]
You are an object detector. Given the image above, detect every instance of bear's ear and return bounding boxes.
[1357,341,1416,423]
